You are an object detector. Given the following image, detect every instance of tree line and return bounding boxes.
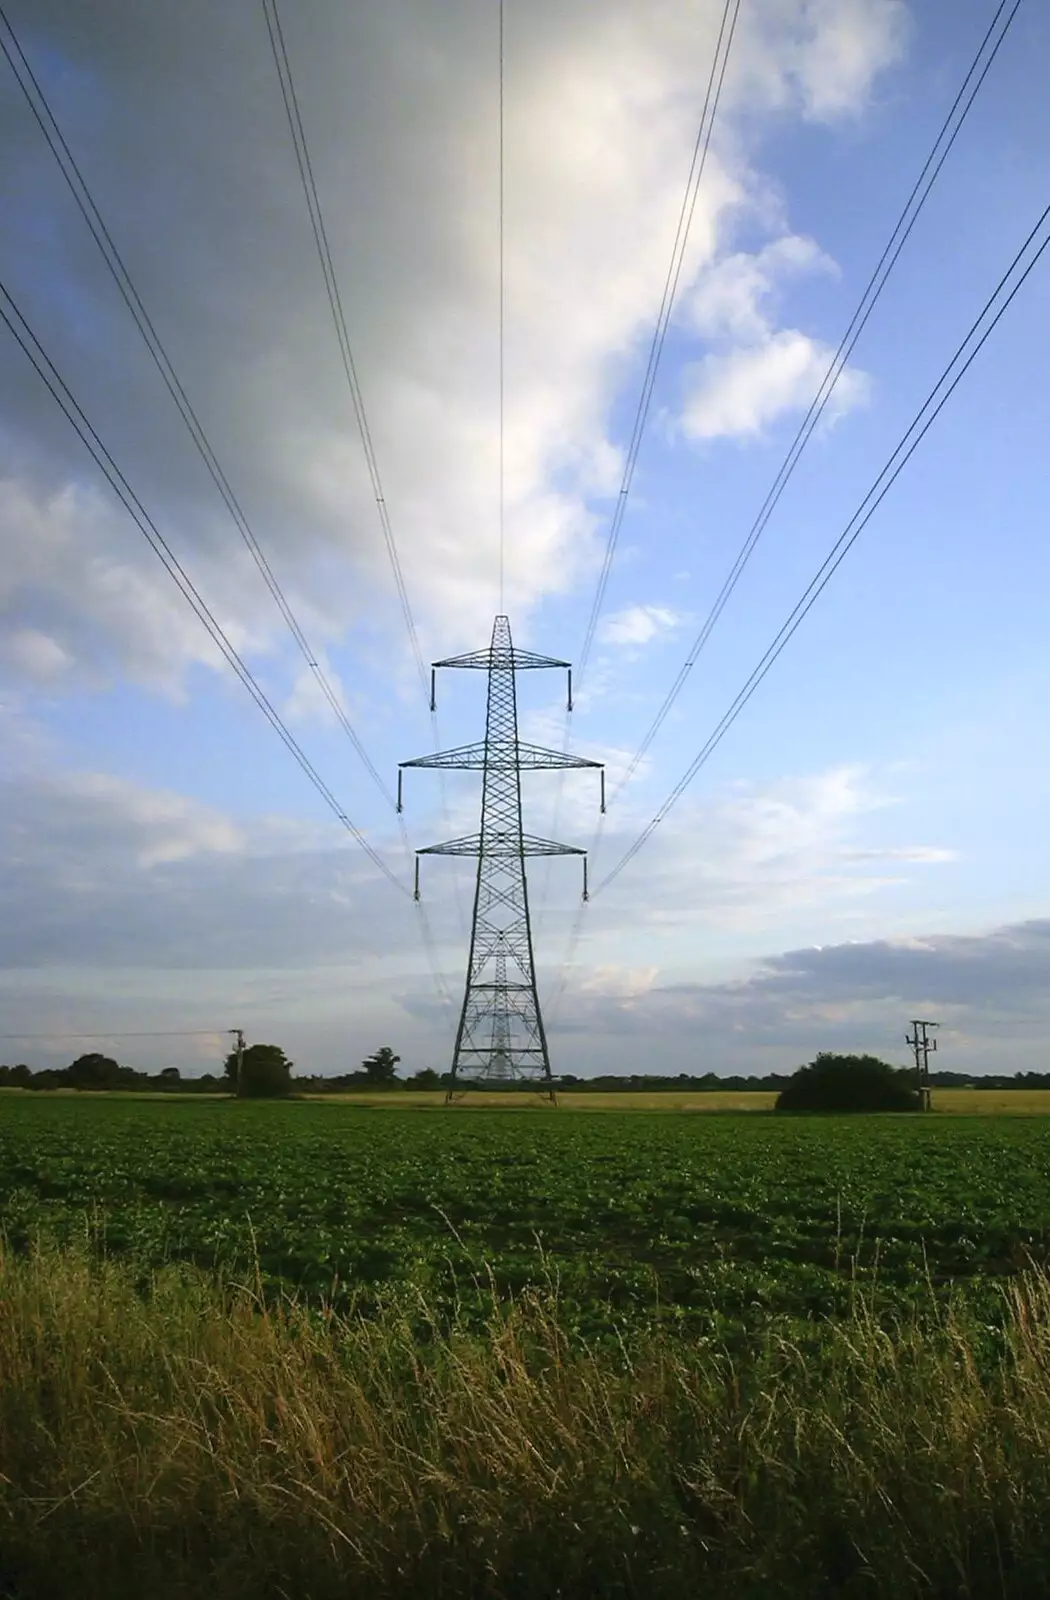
[0,1043,426,1097]
[3,1049,1048,1098]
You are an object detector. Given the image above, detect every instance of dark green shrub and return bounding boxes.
[776,1052,921,1112]
[223,1043,293,1099]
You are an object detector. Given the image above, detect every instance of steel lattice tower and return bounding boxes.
[399,616,604,1097]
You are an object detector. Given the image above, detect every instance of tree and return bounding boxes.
[159,1066,181,1082]
[410,1067,440,1089]
[67,1052,122,1090]
[776,1052,921,1113]
[362,1046,401,1085]
[223,1043,293,1098]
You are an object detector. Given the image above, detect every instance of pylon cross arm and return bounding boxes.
[432,646,569,671]
[419,833,585,857]
[401,740,600,772]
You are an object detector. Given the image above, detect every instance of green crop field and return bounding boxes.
[3,1093,1049,1339]
[9,1092,1050,1597]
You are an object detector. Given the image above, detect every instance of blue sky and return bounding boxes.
[2,0,1049,1077]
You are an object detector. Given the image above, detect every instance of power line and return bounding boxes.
[498,0,506,613]
[544,894,588,1024]
[0,274,455,1008]
[0,1031,226,1041]
[610,0,1022,804]
[546,0,1023,1006]
[259,0,465,942]
[260,0,428,696]
[596,197,1050,894]
[0,278,409,895]
[0,3,397,814]
[536,0,740,934]
[575,0,741,687]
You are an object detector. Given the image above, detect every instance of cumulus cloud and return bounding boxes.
[1,626,71,683]
[1,0,906,692]
[687,233,837,341]
[739,0,910,121]
[598,603,683,646]
[679,229,869,440]
[579,764,952,939]
[682,329,869,439]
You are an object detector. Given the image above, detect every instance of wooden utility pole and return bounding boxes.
[906,1020,938,1111]
[229,1027,245,1096]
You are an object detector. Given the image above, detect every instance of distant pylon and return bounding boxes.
[399,615,604,1098]
[906,1018,938,1111]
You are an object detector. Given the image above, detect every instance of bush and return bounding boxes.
[223,1043,293,1099]
[776,1052,921,1112]
[67,1053,122,1090]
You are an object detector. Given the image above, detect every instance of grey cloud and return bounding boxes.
[756,924,1050,1013]
[553,920,1050,1071]
[4,755,1046,1076]
[0,770,427,969]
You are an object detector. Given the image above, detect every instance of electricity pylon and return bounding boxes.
[399,615,604,1099]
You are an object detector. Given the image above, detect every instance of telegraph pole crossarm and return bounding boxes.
[906,1019,939,1111]
[228,1027,245,1097]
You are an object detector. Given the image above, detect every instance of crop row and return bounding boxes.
[2,1095,1049,1339]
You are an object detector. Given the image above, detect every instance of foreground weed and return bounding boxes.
[4,1239,1050,1597]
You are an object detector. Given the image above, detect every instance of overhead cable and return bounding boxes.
[260,0,428,695]
[536,0,740,934]
[596,197,1050,894]
[0,1031,228,1041]
[575,0,742,687]
[498,0,505,611]
[260,0,465,944]
[0,2,397,813]
[546,0,1023,1004]
[611,0,1023,803]
[0,280,408,895]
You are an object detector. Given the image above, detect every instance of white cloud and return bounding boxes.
[598,603,683,646]
[0,753,945,975]
[0,474,267,694]
[842,845,956,864]
[0,0,907,688]
[738,0,910,122]
[579,965,659,1000]
[1,626,71,682]
[687,233,836,341]
[681,328,869,440]
[3,770,245,874]
[678,226,869,441]
[561,764,953,951]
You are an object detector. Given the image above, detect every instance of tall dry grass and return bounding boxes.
[4,1237,1050,1597]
